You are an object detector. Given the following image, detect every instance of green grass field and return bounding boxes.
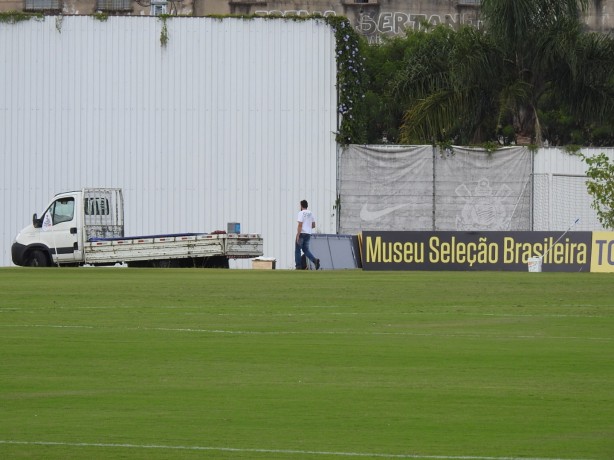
[1,268,613,460]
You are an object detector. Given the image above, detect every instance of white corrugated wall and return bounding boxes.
[534,147,614,174]
[0,16,338,268]
[533,148,614,231]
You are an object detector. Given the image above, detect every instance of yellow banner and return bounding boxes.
[590,232,614,273]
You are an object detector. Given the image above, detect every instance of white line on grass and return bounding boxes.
[0,324,612,341]
[0,440,592,460]
[216,312,610,319]
[2,306,611,319]
[149,327,614,341]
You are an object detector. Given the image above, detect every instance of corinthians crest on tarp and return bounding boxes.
[455,178,513,231]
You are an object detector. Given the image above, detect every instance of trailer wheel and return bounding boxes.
[27,250,49,267]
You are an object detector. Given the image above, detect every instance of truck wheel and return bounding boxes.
[28,250,49,267]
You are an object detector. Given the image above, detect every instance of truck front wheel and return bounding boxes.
[27,250,49,267]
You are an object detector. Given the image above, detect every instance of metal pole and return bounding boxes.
[541,218,580,259]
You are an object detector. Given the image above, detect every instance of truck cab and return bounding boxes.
[12,189,123,267]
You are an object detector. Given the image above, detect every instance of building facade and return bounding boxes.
[1,1,612,41]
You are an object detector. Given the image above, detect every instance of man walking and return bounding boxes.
[295,200,320,270]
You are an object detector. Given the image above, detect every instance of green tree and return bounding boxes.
[362,35,409,143]
[393,25,505,145]
[364,0,614,146]
[582,152,614,229]
[481,0,614,144]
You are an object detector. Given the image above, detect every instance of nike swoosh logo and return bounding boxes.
[360,203,410,221]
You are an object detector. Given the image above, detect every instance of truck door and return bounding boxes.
[40,196,79,264]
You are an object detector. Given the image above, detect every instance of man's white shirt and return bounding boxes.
[297,210,315,234]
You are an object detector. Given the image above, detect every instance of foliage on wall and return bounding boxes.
[324,16,367,145]
[159,15,169,46]
[0,11,43,24]
[92,12,109,22]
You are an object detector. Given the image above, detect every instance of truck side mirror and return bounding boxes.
[33,213,42,228]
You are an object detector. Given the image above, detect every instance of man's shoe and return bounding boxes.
[315,259,321,270]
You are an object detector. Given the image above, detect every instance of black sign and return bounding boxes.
[361,231,592,272]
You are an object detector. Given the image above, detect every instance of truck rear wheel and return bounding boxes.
[27,250,49,267]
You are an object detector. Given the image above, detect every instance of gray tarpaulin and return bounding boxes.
[434,146,532,231]
[339,145,532,233]
[339,145,434,233]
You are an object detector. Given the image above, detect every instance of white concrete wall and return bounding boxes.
[0,16,338,268]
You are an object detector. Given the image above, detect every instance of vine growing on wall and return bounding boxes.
[55,15,63,33]
[159,15,170,46]
[324,16,367,145]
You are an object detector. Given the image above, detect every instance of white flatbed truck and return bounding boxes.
[11,188,263,268]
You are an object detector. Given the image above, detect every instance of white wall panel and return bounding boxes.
[533,148,614,231]
[534,147,614,174]
[1,16,338,268]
